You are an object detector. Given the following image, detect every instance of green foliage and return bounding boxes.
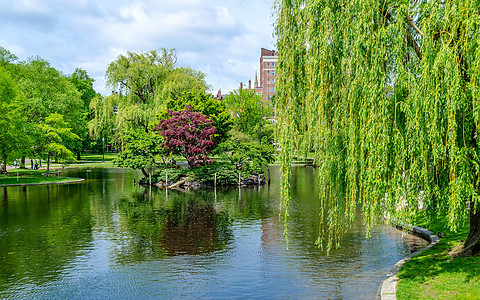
[161,90,232,144]
[37,113,79,175]
[187,162,239,185]
[153,168,185,183]
[224,89,273,136]
[274,0,480,253]
[217,129,275,173]
[15,58,84,160]
[88,94,117,142]
[114,130,165,170]
[104,48,209,135]
[69,68,97,109]
[0,46,18,67]
[0,66,25,173]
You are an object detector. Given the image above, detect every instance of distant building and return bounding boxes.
[257,48,277,102]
[214,89,224,101]
[240,48,278,102]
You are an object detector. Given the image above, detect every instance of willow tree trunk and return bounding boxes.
[453,204,480,257]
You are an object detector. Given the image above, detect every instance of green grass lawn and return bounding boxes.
[78,152,118,162]
[397,212,480,299]
[0,172,82,186]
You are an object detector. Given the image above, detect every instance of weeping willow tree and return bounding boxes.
[274,0,480,257]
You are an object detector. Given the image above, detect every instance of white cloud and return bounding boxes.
[0,0,276,95]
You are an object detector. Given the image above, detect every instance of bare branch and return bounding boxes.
[405,14,424,37]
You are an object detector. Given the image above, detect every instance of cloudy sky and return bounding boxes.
[0,0,276,95]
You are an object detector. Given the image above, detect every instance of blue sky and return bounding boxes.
[0,0,276,95]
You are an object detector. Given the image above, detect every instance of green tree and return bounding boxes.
[37,113,79,176]
[114,130,166,178]
[218,129,275,172]
[88,94,117,152]
[16,58,83,167]
[275,0,480,256]
[224,89,273,137]
[105,48,208,134]
[102,48,210,170]
[69,68,96,109]
[68,68,99,158]
[0,66,24,174]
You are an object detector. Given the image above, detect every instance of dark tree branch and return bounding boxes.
[405,29,423,60]
[405,14,424,37]
[382,9,423,60]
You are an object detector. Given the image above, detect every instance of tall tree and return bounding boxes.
[105,48,208,135]
[68,68,97,159]
[16,58,83,166]
[37,113,79,177]
[224,89,273,137]
[0,66,24,174]
[275,0,480,256]
[101,49,210,173]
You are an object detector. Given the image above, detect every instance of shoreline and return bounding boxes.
[0,178,85,187]
[378,225,439,299]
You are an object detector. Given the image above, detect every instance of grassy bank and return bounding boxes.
[0,169,82,186]
[397,213,480,299]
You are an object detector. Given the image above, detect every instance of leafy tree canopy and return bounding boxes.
[0,66,25,174]
[224,89,273,137]
[104,48,209,136]
[155,108,216,169]
[69,68,97,109]
[114,129,166,178]
[218,129,275,173]
[275,0,480,256]
[37,113,79,176]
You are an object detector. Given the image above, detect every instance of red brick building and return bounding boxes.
[240,48,278,102]
[256,48,277,102]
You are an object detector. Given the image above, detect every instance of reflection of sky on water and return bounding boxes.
[0,167,419,299]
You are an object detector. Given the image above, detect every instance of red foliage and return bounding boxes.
[154,108,216,169]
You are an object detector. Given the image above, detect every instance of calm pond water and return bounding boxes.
[0,166,426,299]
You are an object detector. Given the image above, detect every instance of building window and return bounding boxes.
[267,62,270,67]
[267,87,270,92]
[267,71,270,76]
[268,95,271,100]
[272,87,275,92]
[272,71,275,76]
[272,62,275,67]
[267,79,270,84]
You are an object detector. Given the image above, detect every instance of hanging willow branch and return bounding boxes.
[275,0,480,256]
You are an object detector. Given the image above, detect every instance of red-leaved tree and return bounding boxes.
[155,108,216,169]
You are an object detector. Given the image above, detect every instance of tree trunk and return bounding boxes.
[452,204,480,257]
[141,167,148,179]
[77,152,81,160]
[46,154,50,177]
[0,152,7,175]
[20,156,26,169]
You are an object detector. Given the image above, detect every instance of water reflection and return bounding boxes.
[0,167,419,299]
[0,184,93,290]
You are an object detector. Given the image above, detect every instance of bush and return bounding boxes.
[153,167,186,183]
[188,162,239,185]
